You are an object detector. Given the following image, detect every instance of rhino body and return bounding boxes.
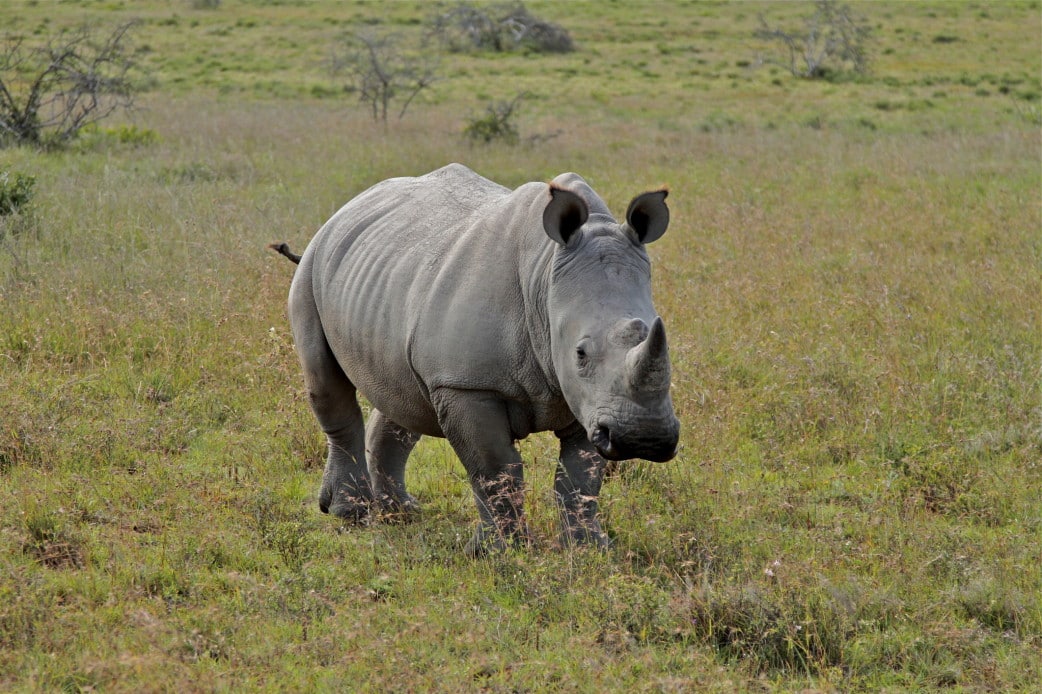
[286,164,679,554]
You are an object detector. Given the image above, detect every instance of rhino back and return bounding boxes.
[306,165,568,437]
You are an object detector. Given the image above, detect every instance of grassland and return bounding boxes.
[1,1,1040,691]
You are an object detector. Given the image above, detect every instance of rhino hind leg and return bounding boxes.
[432,389,530,556]
[366,409,422,522]
[314,388,373,523]
[555,422,611,549]
[290,273,373,522]
[306,364,372,521]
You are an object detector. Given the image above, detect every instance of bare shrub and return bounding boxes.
[755,0,872,80]
[330,31,439,123]
[429,1,574,54]
[0,22,140,147]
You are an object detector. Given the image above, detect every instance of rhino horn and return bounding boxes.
[626,316,671,395]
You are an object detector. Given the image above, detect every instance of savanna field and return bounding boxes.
[1,1,1040,691]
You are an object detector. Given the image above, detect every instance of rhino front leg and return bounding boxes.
[555,421,611,549]
[432,389,530,557]
[366,409,422,521]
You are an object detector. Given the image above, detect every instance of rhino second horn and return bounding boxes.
[626,316,671,395]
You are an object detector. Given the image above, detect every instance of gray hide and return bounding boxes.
[286,164,679,555]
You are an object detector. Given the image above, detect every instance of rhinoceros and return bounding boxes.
[276,164,679,555]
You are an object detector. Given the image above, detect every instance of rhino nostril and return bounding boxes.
[590,426,615,456]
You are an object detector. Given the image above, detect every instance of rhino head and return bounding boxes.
[543,181,680,462]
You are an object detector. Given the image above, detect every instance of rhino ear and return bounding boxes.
[544,185,589,246]
[625,189,669,244]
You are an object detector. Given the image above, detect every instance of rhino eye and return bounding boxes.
[576,344,589,367]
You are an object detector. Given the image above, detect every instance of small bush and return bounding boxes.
[0,171,35,217]
[250,492,317,572]
[21,507,85,569]
[463,92,525,144]
[0,171,36,241]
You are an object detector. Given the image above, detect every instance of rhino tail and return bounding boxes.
[268,242,301,264]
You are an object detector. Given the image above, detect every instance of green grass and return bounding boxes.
[2,1,1040,691]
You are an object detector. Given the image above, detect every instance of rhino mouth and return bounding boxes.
[590,424,678,463]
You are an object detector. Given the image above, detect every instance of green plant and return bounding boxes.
[0,171,34,216]
[0,170,35,242]
[463,91,525,144]
[101,123,159,146]
[21,507,84,569]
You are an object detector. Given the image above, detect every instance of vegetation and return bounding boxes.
[0,169,35,244]
[0,170,34,217]
[429,1,574,54]
[0,22,140,147]
[463,92,526,144]
[1,1,1039,691]
[755,0,873,79]
[330,30,439,123]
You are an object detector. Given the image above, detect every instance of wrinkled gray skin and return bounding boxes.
[286,164,679,556]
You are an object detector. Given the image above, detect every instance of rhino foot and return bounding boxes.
[319,482,374,524]
[323,499,372,523]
